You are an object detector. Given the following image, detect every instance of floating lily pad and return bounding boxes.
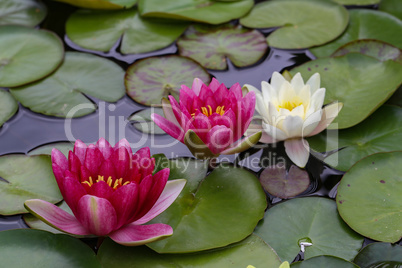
[177,24,268,70]
[379,0,402,21]
[28,142,74,157]
[138,0,254,25]
[332,0,380,5]
[148,157,267,253]
[239,0,348,49]
[10,52,125,118]
[0,229,101,267]
[308,105,402,171]
[332,39,402,64]
[125,55,210,106]
[337,152,402,243]
[259,164,310,199]
[0,90,18,127]
[52,0,137,9]
[98,234,281,267]
[0,154,62,215]
[291,256,359,268]
[66,8,188,54]
[254,197,363,262]
[0,25,64,88]
[290,53,402,129]
[353,243,402,268]
[0,0,47,27]
[128,107,165,135]
[311,9,402,58]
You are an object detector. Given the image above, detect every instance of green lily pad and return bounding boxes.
[98,234,281,267]
[0,0,47,27]
[308,105,402,171]
[10,52,125,118]
[0,229,101,267]
[52,0,137,9]
[259,164,310,199]
[239,0,348,49]
[332,0,380,5]
[138,0,254,25]
[354,243,402,268]
[148,158,267,253]
[337,152,402,243]
[254,197,363,262]
[387,86,402,107]
[0,90,18,127]
[332,39,402,64]
[66,8,188,54]
[0,154,62,215]
[290,53,402,129]
[28,142,74,157]
[128,107,165,135]
[379,0,402,21]
[310,9,402,58]
[125,55,210,106]
[0,25,64,88]
[291,256,359,268]
[177,24,268,70]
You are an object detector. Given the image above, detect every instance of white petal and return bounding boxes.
[284,138,310,168]
[302,109,322,136]
[310,87,326,111]
[282,115,304,138]
[290,73,305,93]
[266,102,279,125]
[278,81,295,104]
[307,102,343,136]
[262,122,288,141]
[243,84,261,97]
[261,81,279,107]
[289,104,305,119]
[306,73,321,94]
[255,94,268,116]
[298,85,311,108]
[270,71,287,91]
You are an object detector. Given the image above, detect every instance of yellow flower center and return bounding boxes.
[82,175,130,190]
[278,98,303,111]
[191,105,225,117]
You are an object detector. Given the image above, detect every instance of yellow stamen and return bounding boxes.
[82,175,130,191]
[278,100,302,111]
[106,176,113,187]
[97,176,104,182]
[193,105,226,117]
[208,105,212,115]
[82,181,92,187]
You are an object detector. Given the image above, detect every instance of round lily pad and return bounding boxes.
[332,39,402,64]
[353,243,402,268]
[0,229,101,267]
[308,105,402,171]
[290,53,402,129]
[66,8,188,54]
[10,52,125,118]
[311,9,402,58]
[239,0,348,49]
[148,158,267,253]
[125,55,210,106]
[0,0,47,27]
[98,234,281,267]
[177,24,268,70]
[138,0,254,25]
[128,107,165,135]
[379,0,402,21]
[0,154,62,215]
[0,90,18,127]
[28,142,74,157]
[52,0,137,9]
[254,197,363,262]
[337,152,402,243]
[259,164,310,199]
[291,256,359,268]
[0,25,64,88]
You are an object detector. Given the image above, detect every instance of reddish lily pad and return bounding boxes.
[291,256,359,268]
[66,8,188,54]
[353,243,402,267]
[125,55,210,106]
[177,24,268,70]
[52,0,137,9]
[0,90,18,127]
[259,164,310,199]
[128,107,165,135]
[0,0,47,27]
[0,154,62,215]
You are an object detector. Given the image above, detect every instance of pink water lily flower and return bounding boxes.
[24,138,186,246]
[152,78,261,159]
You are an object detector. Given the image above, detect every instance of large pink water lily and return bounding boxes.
[24,138,186,246]
[152,78,261,159]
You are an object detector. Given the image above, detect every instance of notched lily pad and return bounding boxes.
[337,152,402,243]
[128,107,165,135]
[259,164,310,199]
[177,24,268,70]
[10,52,125,118]
[0,154,62,215]
[353,242,402,268]
[291,255,359,268]
[125,55,210,106]
[0,0,47,27]
[66,8,188,54]
[28,142,74,157]
[0,25,64,88]
[0,90,18,127]
[52,0,137,9]
[239,0,349,49]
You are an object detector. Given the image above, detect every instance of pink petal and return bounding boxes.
[162,98,180,127]
[134,179,186,224]
[73,140,87,164]
[110,183,139,229]
[88,181,114,200]
[214,84,228,104]
[209,77,221,92]
[84,144,104,178]
[62,175,87,214]
[229,82,242,100]
[98,159,116,182]
[206,125,233,155]
[198,84,214,103]
[114,138,133,156]
[192,113,212,142]
[131,148,155,181]
[51,148,68,171]
[24,199,90,236]
[191,77,204,96]
[151,113,185,143]
[284,138,310,168]
[79,165,91,183]
[76,195,117,236]
[68,151,82,175]
[96,138,113,160]
[111,146,130,180]
[109,223,173,246]
[52,163,66,194]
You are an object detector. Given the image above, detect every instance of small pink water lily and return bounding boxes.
[24,138,186,246]
[152,78,261,159]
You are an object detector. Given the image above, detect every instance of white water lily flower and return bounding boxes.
[244,72,342,168]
